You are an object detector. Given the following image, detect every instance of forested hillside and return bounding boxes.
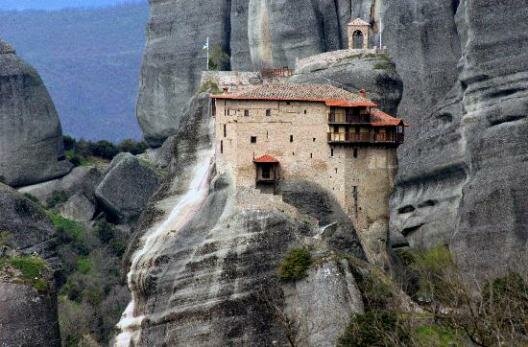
[0,3,148,141]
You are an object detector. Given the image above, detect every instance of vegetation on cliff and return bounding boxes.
[338,247,528,346]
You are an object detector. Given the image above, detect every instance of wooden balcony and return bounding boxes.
[328,132,404,145]
[328,113,371,125]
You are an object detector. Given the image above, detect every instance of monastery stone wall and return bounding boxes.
[214,98,397,257]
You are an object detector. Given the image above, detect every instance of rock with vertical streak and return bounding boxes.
[0,38,72,187]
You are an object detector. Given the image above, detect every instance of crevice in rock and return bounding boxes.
[401,223,425,237]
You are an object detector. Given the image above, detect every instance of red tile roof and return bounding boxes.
[370,108,404,127]
[253,154,279,164]
[348,18,371,26]
[212,84,377,107]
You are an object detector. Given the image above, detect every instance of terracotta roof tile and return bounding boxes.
[370,108,404,127]
[253,154,279,163]
[348,18,371,26]
[213,84,377,107]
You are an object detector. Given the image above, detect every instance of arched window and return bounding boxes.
[353,30,364,49]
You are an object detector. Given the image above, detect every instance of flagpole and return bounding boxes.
[379,20,382,49]
[206,37,210,71]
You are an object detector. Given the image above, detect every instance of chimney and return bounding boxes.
[359,89,366,98]
[223,87,229,94]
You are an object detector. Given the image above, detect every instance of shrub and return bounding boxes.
[355,271,393,310]
[338,310,411,347]
[63,135,76,151]
[23,193,40,204]
[117,139,148,155]
[278,248,312,281]
[208,44,230,71]
[90,140,119,160]
[95,220,115,243]
[76,257,92,274]
[47,190,69,208]
[0,231,12,248]
[199,79,222,94]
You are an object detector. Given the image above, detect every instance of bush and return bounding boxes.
[208,44,230,71]
[414,324,462,347]
[338,310,411,347]
[354,271,393,310]
[199,79,222,94]
[278,248,312,281]
[118,139,148,155]
[63,135,147,166]
[47,190,69,208]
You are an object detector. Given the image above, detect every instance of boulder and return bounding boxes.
[58,192,96,222]
[0,38,71,187]
[18,165,103,208]
[0,183,60,346]
[0,282,60,347]
[0,183,56,257]
[95,153,161,223]
[290,51,403,115]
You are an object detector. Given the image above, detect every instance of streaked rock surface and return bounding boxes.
[0,38,71,187]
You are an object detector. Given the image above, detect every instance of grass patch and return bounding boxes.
[47,190,69,208]
[415,324,463,347]
[48,212,84,241]
[76,257,92,274]
[278,248,312,281]
[0,255,50,292]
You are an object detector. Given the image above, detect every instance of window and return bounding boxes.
[310,153,313,158]
[304,110,307,114]
[290,135,294,142]
[225,108,228,116]
[313,138,316,142]
[286,102,291,105]
[244,110,250,117]
[250,136,257,144]
[266,109,271,117]
[331,148,334,157]
[353,148,358,158]
[266,131,269,139]
[223,124,227,137]
[335,168,338,174]
[262,166,271,179]
[220,140,223,154]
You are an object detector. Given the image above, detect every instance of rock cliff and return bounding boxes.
[117,94,368,345]
[388,0,528,281]
[0,38,71,187]
[0,183,61,347]
[137,0,528,281]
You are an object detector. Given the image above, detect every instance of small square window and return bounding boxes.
[266,109,271,117]
[286,102,291,105]
[244,110,250,117]
[290,135,294,142]
[313,138,316,142]
[304,110,307,114]
[250,136,257,143]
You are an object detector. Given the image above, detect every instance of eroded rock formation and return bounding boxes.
[0,183,61,347]
[0,38,71,187]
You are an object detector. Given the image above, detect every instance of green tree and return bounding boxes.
[208,44,230,71]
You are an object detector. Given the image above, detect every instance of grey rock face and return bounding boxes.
[138,0,375,146]
[0,38,71,187]
[95,153,161,223]
[0,183,60,347]
[290,52,403,114]
[19,166,103,208]
[390,0,528,281]
[284,259,364,346]
[0,282,60,347]
[121,89,366,345]
[0,183,56,257]
[58,192,96,222]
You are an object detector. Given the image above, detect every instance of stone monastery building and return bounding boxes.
[211,84,405,234]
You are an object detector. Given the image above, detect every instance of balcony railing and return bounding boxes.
[328,132,404,144]
[328,113,371,124]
